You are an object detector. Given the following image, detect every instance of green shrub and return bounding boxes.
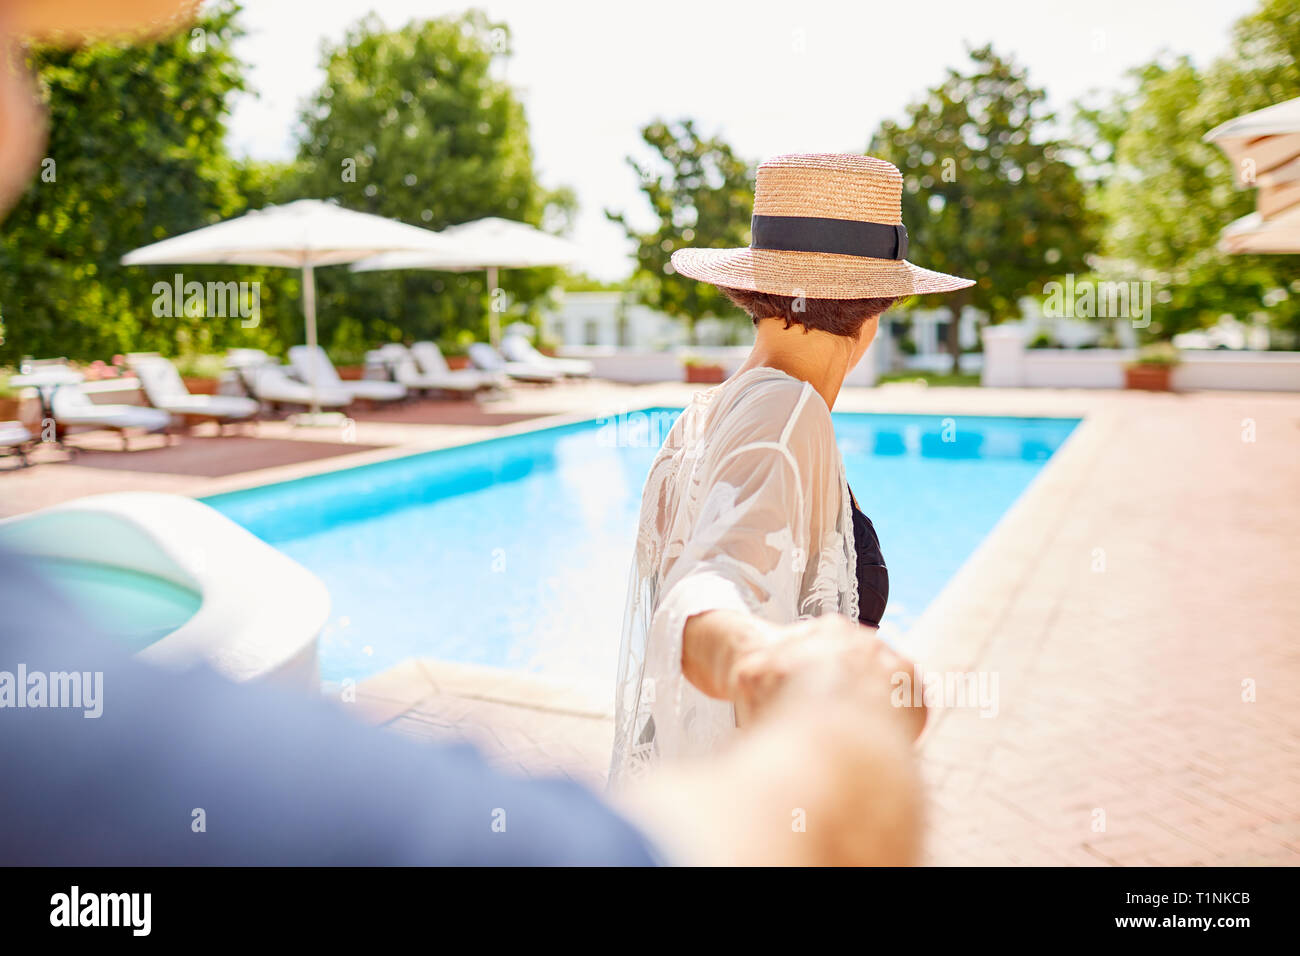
[1131,342,1181,367]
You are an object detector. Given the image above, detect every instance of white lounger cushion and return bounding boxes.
[51,385,172,431]
[226,348,274,369]
[0,421,32,446]
[150,394,260,419]
[341,379,407,401]
[409,342,503,389]
[133,357,259,421]
[376,344,483,392]
[289,345,406,402]
[501,336,593,377]
[243,363,352,408]
[467,343,560,383]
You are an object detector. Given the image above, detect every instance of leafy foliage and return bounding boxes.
[871,45,1097,370]
[0,1,261,364]
[0,6,570,365]
[608,119,754,340]
[290,11,571,356]
[1093,0,1300,340]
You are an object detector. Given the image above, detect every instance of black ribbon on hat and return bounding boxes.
[750,214,908,261]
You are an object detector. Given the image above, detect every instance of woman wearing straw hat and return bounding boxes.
[610,153,974,783]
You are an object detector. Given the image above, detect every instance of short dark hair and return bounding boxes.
[721,288,900,337]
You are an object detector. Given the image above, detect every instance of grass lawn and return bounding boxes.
[876,370,982,387]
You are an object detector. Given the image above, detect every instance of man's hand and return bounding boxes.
[726,614,927,738]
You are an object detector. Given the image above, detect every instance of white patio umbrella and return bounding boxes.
[122,199,455,422]
[1205,96,1300,184]
[1219,206,1300,254]
[1206,97,1300,258]
[349,217,579,346]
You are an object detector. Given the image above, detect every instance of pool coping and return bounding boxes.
[189,390,686,500]
[350,657,613,725]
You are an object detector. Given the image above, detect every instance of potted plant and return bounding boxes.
[682,354,725,384]
[175,354,223,395]
[441,345,471,370]
[443,337,472,370]
[0,373,20,422]
[1124,342,1180,391]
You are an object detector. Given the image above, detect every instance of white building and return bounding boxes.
[876,305,983,373]
[545,291,755,349]
[544,291,685,349]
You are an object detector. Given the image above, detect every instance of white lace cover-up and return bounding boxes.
[609,366,858,785]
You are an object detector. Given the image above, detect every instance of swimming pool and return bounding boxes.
[203,409,1078,689]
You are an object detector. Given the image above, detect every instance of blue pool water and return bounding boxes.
[204,409,1078,689]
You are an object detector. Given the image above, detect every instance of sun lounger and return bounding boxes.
[467,343,561,384]
[0,421,33,468]
[409,341,504,390]
[49,380,172,450]
[500,335,593,378]
[288,345,407,404]
[225,350,353,411]
[129,355,259,426]
[370,344,498,396]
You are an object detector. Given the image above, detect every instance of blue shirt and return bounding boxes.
[0,550,658,865]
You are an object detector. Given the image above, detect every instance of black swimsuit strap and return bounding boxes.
[847,484,889,628]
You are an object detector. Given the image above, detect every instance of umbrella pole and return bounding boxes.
[487,265,500,348]
[303,261,319,416]
[290,261,343,428]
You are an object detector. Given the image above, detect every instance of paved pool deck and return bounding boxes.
[5,380,1298,864]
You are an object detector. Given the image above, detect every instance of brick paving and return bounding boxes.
[350,659,612,790]
[66,434,384,478]
[345,398,552,427]
[908,390,1300,865]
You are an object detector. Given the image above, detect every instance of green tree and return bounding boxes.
[290,11,570,355]
[608,119,754,343]
[1093,0,1300,341]
[0,1,261,364]
[871,46,1096,372]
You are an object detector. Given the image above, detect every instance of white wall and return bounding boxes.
[554,346,752,383]
[555,343,887,386]
[1022,350,1129,388]
[982,326,1300,391]
[1173,352,1300,391]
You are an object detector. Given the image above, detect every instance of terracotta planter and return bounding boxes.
[182,377,218,395]
[1,396,41,427]
[1124,365,1174,391]
[445,355,470,371]
[336,365,365,381]
[684,364,726,384]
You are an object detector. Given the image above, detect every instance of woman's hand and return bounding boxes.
[725,614,926,738]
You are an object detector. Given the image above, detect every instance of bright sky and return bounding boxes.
[226,0,1257,279]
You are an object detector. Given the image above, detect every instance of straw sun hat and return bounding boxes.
[670,153,974,299]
